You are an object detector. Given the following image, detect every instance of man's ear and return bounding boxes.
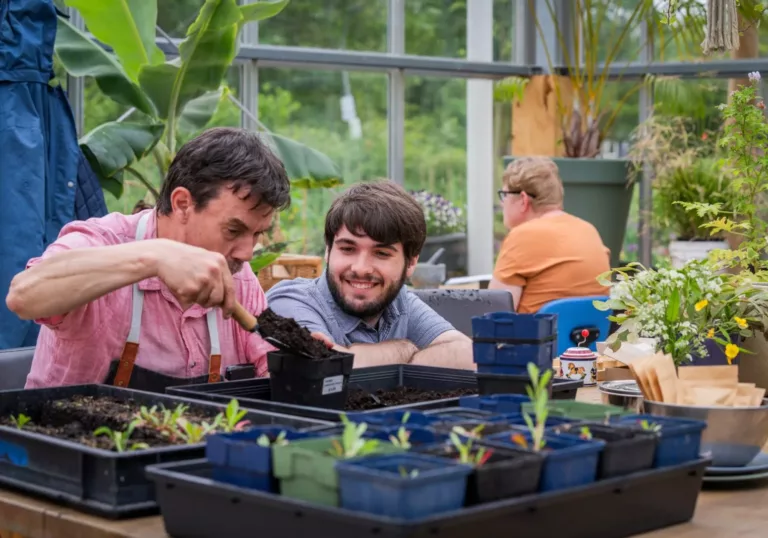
[170,187,194,221]
[405,255,419,278]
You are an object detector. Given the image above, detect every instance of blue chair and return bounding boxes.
[538,296,611,356]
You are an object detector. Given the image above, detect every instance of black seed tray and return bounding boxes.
[0,384,330,519]
[146,457,709,538]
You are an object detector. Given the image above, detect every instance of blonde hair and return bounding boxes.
[502,157,564,209]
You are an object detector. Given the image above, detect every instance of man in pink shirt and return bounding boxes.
[5,127,291,391]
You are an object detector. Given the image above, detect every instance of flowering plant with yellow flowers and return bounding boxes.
[594,259,761,366]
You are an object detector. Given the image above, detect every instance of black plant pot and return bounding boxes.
[549,422,658,479]
[415,441,544,504]
[266,351,355,410]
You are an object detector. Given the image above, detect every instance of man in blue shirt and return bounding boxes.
[266,181,473,370]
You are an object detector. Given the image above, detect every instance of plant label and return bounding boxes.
[322,375,345,395]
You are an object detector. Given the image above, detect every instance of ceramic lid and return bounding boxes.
[560,347,597,361]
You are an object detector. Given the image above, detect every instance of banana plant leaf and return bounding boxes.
[250,241,291,274]
[262,133,343,189]
[138,0,241,124]
[240,0,289,23]
[80,120,164,196]
[63,0,164,81]
[54,15,156,115]
[177,88,225,135]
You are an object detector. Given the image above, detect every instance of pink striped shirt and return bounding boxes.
[24,209,274,388]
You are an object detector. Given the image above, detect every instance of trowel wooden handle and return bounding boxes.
[232,301,259,332]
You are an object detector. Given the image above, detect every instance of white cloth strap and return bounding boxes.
[126,212,220,357]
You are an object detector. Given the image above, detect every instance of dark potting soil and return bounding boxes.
[257,308,333,358]
[0,395,219,451]
[344,386,477,411]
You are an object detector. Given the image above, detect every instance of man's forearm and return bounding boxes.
[348,340,419,368]
[6,240,164,320]
[410,339,475,370]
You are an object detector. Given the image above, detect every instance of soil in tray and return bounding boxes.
[258,308,333,358]
[344,386,477,411]
[0,395,220,451]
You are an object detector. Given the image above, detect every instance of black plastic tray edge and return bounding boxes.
[146,456,710,529]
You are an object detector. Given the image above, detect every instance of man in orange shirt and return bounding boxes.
[489,157,610,313]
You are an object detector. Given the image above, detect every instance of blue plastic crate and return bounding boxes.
[371,425,450,446]
[206,427,320,491]
[484,432,605,492]
[617,414,706,468]
[473,341,556,370]
[471,312,557,341]
[346,410,440,427]
[336,453,473,520]
[459,394,530,415]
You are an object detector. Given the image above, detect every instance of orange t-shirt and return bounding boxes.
[493,213,611,313]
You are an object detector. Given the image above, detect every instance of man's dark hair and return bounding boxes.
[156,127,291,215]
[325,181,427,259]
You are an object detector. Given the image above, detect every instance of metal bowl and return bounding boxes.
[644,399,768,467]
[598,380,644,413]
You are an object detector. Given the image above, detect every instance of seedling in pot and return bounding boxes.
[257,430,289,447]
[10,414,31,430]
[639,419,662,433]
[327,414,382,458]
[398,466,420,478]
[94,420,149,453]
[134,403,189,441]
[510,363,551,452]
[449,430,494,466]
[388,412,414,449]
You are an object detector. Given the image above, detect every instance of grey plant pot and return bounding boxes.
[502,157,635,268]
[420,233,467,277]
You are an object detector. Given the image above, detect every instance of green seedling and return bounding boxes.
[579,426,593,440]
[449,429,493,466]
[10,414,31,430]
[94,420,150,453]
[398,466,420,478]
[135,404,189,441]
[388,427,412,449]
[451,423,486,439]
[174,417,218,444]
[516,363,552,452]
[256,431,289,447]
[219,399,251,432]
[639,420,662,432]
[328,414,382,458]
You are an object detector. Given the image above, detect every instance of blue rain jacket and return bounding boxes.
[0,0,107,349]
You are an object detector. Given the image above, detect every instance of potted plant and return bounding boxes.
[271,415,404,507]
[628,114,732,267]
[335,453,473,519]
[409,190,467,276]
[548,421,658,479]
[415,427,544,504]
[502,1,720,267]
[485,364,605,491]
[676,73,768,385]
[616,414,706,468]
[594,259,763,366]
[205,425,321,491]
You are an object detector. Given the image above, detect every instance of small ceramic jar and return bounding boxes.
[559,347,598,386]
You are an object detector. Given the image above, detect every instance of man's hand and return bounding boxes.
[155,240,236,318]
[310,331,347,352]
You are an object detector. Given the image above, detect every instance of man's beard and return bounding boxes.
[326,265,408,321]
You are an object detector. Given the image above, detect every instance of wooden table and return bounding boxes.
[1,387,766,538]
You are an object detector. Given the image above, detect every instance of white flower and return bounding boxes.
[749,71,762,82]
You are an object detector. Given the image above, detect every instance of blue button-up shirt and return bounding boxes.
[266,272,454,349]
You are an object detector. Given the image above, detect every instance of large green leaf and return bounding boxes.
[54,15,155,116]
[80,121,164,198]
[139,0,241,126]
[240,0,289,23]
[64,0,164,81]
[177,88,225,134]
[261,133,343,188]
